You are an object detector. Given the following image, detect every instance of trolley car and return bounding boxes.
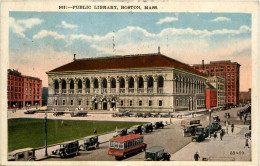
[108,134,147,160]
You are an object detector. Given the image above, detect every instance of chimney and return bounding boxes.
[158,46,160,54]
[202,60,204,70]
[74,54,76,61]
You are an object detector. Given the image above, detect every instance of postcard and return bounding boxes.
[0,1,259,166]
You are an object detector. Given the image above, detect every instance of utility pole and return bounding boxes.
[209,109,212,138]
[44,110,48,156]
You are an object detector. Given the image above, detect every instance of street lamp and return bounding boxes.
[209,109,212,138]
[44,110,48,156]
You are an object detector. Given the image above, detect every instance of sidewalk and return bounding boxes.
[171,125,251,161]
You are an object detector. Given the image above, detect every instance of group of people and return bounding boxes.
[213,122,235,141]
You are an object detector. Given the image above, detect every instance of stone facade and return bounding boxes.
[206,76,225,107]
[47,54,206,112]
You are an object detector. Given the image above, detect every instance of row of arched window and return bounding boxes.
[53,76,164,94]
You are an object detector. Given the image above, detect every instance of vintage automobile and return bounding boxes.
[112,113,123,117]
[122,111,134,117]
[208,122,222,133]
[152,112,160,118]
[52,140,79,158]
[143,123,153,133]
[144,146,171,161]
[24,110,36,114]
[154,121,164,129]
[53,112,65,116]
[213,115,220,122]
[160,113,174,118]
[79,136,100,151]
[70,111,88,117]
[192,126,209,142]
[114,128,128,138]
[131,125,143,135]
[135,113,144,118]
[143,112,153,118]
[225,113,231,119]
[8,148,36,161]
[108,134,147,160]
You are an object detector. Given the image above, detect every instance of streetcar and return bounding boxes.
[108,134,147,160]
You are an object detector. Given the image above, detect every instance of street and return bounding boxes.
[44,105,251,161]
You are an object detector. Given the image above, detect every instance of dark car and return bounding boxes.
[131,125,143,135]
[79,136,100,151]
[154,121,164,129]
[213,115,220,122]
[52,140,79,158]
[71,111,88,117]
[209,122,222,133]
[8,148,36,161]
[135,113,144,118]
[112,113,123,117]
[160,113,173,118]
[152,112,160,118]
[114,128,128,138]
[24,110,36,114]
[143,112,153,118]
[53,112,64,116]
[143,123,153,133]
[144,146,171,161]
[121,111,134,117]
[192,126,209,142]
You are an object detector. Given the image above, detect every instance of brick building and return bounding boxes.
[206,76,225,107]
[205,82,217,109]
[46,53,206,112]
[192,60,240,106]
[8,69,42,109]
[239,88,251,104]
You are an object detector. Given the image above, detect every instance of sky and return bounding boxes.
[9,12,251,91]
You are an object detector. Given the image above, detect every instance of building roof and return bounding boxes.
[110,134,143,142]
[192,60,240,67]
[47,54,206,77]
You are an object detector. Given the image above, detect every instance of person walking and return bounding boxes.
[231,123,234,133]
[220,130,223,141]
[213,132,217,140]
[226,126,228,134]
[194,152,200,161]
[244,138,250,148]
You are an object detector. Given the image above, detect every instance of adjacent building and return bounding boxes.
[239,88,251,104]
[46,53,207,112]
[206,76,225,107]
[8,69,42,109]
[192,60,240,106]
[205,82,217,109]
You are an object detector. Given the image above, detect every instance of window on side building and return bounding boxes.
[139,100,142,106]
[149,100,152,106]
[63,100,65,105]
[71,100,74,106]
[130,100,133,106]
[159,100,163,106]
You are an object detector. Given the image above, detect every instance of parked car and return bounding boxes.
[209,122,222,133]
[192,126,209,142]
[122,111,134,117]
[53,112,64,116]
[154,121,164,129]
[213,115,220,122]
[79,136,100,151]
[8,148,36,161]
[114,128,128,138]
[112,113,123,117]
[24,110,36,114]
[143,123,153,133]
[52,140,79,158]
[144,146,171,161]
[143,112,153,118]
[152,112,160,118]
[135,113,144,118]
[131,125,143,135]
[71,111,88,117]
[160,113,174,118]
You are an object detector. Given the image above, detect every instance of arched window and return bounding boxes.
[78,79,82,89]
[93,78,99,88]
[62,79,66,89]
[102,78,107,88]
[70,80,74,89]
[54,80,59,89]
[158,76,164,87]
[111,78,116,88]
[128,77,134,88]
[138,77,144,88]
[119,77,125,88]
[85,78,90,88]
[147,76,153,88]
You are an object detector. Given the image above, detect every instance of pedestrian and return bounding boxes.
[226,126,228,134]
[94,129,97,135]
[231,123,234,133]
[244,138,250,148]
[194,152,200,161]
[220,131,223,141]
[213,132,217,140]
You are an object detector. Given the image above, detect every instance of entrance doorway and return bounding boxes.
[103,102,107,110]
